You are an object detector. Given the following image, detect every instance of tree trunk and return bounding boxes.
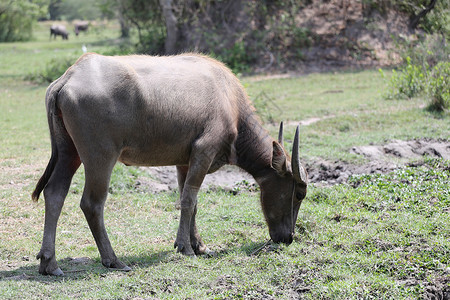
[117,0,129,38]
[118,12,129,38]
[159,0,178,55]
[408,0,437,32]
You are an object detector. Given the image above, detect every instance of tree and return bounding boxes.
[117,0,165,53]
[48,0,62,20]
[117,0,130,38]
[408,0,437,31]
[0,0,42,42]
[159,0,177,54]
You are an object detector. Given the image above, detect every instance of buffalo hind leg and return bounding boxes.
[80,159,131,272]
[37,147,81,276]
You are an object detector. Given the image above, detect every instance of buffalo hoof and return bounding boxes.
[50,267,64,276]
[174,241,195,256]
[39,267,64,276]
[202,247,216,257]
[37,251,63,276]
[102,258,131,272]
[110,265,132,272]
[193,243,215,257]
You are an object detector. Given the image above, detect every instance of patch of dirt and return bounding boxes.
[423,276,450,300]
[137,139,449,193]
[139,165,256,194]
[307,138,450,185]
[286,115,336,127]
[398,274,450,300]
[351,139,450,161]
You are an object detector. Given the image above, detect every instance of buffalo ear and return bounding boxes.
[271,141,287,175]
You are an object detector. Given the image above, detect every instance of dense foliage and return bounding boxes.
[91,0,450,73]
[0,0,43,42]
[381,34,449,111]
[2,0,449,75]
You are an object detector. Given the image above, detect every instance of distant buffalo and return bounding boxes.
[74,21,89,36]
[50,25,69,40]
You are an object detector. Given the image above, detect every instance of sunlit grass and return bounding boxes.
[0,23,449,299]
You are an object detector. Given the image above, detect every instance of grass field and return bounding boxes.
[0,22,449,299]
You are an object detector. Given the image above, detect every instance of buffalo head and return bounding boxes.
[259,123,308,244]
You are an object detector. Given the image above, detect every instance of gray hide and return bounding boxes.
[32,53,308,275]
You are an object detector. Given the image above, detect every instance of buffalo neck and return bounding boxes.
[235,111,273,179]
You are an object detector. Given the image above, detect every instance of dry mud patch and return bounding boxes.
[138,138,449,192]
[309,138,450,186]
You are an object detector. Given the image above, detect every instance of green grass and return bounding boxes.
[0,22,449,299]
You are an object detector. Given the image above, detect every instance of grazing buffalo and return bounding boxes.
[74,21,89,36]
[50,25,69,40]
[32,53,308,276]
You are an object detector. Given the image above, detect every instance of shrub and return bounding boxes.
[0,0,40,42]
[381,33,449,111]
[211,41,256,74]
[25,55,78,84]
[397,34,449,70]
[426,61,450,111]
[381,56,426,99]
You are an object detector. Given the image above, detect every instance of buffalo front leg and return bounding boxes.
[174,145,215,256]
[189,204,212,255]
[175,165,188,210]
[176,165,209,254]
[80,161,131,272]
[174,184,201,256]
[37,150,80,276]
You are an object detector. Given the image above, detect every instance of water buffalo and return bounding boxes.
[50,25,69,40]
[74,21,89,36]
[32,53,308,276]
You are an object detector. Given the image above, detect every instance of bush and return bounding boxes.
[381,33,449,111]
[398,34,449,70]
[0,0,41,42]
[381,56,426,99]
[25,55,78,84]
[426,62,450,111]
[210,41,256,74]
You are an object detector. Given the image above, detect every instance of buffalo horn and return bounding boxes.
[278,122,284,145]
[292,125,307,184]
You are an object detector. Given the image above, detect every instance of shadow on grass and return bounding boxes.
[0,250,172,282]
[0,241,281,282]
